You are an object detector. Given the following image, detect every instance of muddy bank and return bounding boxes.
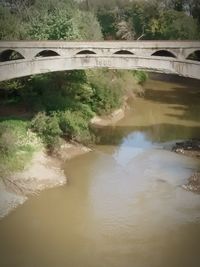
[90,99,129,127]
[0,142,91,219]
[0,101,123,220]
[172,139,200,194]
[53,141,91,161]
[90,108,125,127]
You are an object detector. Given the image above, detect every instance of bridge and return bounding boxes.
[0,41,200,81]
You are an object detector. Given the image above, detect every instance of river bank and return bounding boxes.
[0,104,125,219]
[90,96,129,127]
[0,141,92,219]
[172,139,200,193]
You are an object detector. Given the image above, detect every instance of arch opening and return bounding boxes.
[0,49,24,62]
[35,50,60,57]
[151,50,176,58]
[186,50,200,61]
[76,50,96,55]
[114,50,134,55]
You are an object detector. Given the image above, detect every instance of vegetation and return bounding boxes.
[79,0,200,40]
[0,0,199,178]
[0,120,42,177]
[0,69,145,150]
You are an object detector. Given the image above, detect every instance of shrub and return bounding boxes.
[133,70,148,85]
[57,111,91,143]
[87,69,123,115]
[0,125,17,155]
[0,119,40,177]
[31,110,92,147]
[31,112,62,148]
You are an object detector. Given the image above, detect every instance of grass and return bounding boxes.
[0,119,42,178]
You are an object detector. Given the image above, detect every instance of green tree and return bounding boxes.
[147,10,199,40]
[75,10,102,40]
[97,8,117,39]
[0,6,27,40]
[27,9,80,40]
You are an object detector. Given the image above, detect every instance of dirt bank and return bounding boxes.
[0,100,124,220]
[90,108,125,127]
[90,98,129,127]
[0,97,129,219]
[172,139,200,194]
[0,142,91,219]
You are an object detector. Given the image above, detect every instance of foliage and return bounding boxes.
[87,69,123,115]
[0,0,102,41]
[31,110,92,147]
[1,0,200,41]
[97,9,117,39]
[0,124,17,155]
[30,112,62,148]
[133,70,148,85]
[86,0,200,40]
[75,10,103,40]
[56,110,91,142]
[27,9,81,40]
[0,6,27,40]
[0,120,41,177]
[147,10,200,40]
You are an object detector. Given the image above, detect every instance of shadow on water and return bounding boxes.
[93,124,200,146]
[144,74,200,123]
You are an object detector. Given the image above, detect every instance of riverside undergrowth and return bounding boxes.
[0,69,147,177]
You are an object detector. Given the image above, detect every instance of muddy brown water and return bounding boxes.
[0,74,200,267]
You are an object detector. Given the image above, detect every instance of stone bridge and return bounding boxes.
[0,41,200,81]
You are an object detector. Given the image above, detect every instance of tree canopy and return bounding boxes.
[0,0,199,41]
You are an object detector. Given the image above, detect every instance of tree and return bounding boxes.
[97,8,117,39]
[147,10,200,40]
[187,0,200,24]
[0,5,27,40]
[74,10,102,40]
[27,9,80,40]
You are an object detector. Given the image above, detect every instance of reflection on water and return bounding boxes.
[0,75,200,267]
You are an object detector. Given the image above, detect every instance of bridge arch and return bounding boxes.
[186,50,200,61]
[0,41,200,81]
[151,50,176,58]
[114,50,134,55]
[0,49,24,62]
[76,50,96,55]
[1,56,199,81]
[35,50,60,58]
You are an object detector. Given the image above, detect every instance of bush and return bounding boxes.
[0,119,39,177]
[87,69,123,115]
[0,125,17,155]
[68,103,95,120]
[133,70,148,85]
[31,110,92,147]
[31,112,62,148]
[57,111,91,143]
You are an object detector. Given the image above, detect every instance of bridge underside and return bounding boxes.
[0,55,200,81]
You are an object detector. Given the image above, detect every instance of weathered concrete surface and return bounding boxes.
[0,40,200,59]
[0,41,200,81]
[0,55,200,81]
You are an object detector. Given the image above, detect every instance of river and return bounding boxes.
[0,74,200,267]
